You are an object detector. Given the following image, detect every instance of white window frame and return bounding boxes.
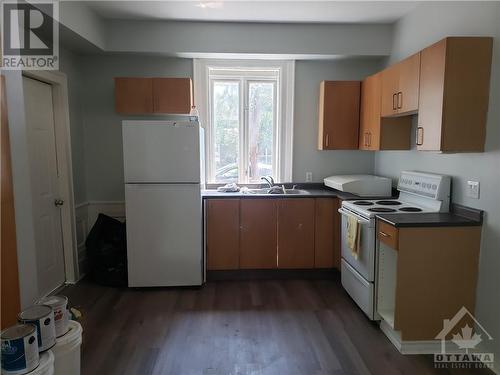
[194,59,294,183]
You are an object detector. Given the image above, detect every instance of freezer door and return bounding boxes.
[125,183,202,287]
[123,121,200,183]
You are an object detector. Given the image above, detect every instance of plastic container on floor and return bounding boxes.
[27,350,54,375]
[51,321,82,375]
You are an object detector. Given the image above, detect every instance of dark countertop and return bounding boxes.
[202,188,341,199]
[201,184,393,200]
[376,204,483,228]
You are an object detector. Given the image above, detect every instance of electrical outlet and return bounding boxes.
[305,172,313,182]
[467,180,480,199]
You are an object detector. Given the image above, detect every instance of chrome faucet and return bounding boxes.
[261,176,275,188]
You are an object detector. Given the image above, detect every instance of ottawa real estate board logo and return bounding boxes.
[434,306,494,370]
[1,0,59,70]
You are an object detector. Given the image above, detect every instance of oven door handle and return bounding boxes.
[338,208,371,224]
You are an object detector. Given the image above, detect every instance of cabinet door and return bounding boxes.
[277,199,315,269]
[359,73,381,150]
[417,39,446,151]
[380,65,399,117]
[240,199,277,269]
[153,78,192,114]
[206,200,240,270]
[314,198,340,268]
[115,78,153,114]
[397,53,420,114]
[318,81,360,150]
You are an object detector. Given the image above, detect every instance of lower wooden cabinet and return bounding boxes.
[376,219,482,341]
[314,198,340,268]
[206,199,240,270]
[240,199,277,269]
[277,199,315,269]
[205,197,339,271]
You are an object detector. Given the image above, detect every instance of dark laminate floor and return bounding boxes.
[63,277,490,375]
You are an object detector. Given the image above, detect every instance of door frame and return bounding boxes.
[22,70,79,284]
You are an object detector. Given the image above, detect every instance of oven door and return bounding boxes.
[339,208,376,282]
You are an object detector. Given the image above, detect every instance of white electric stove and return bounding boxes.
[338,171,451,319]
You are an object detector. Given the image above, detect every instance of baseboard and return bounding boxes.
[380,320,443,354]
[207,268,340,281]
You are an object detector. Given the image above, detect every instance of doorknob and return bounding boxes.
[54,199,64,207]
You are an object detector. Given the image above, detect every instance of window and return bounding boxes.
[194,60,294,184]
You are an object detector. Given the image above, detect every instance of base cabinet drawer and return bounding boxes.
[377,221,399,250]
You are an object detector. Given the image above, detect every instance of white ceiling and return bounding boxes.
[84,1,419,23]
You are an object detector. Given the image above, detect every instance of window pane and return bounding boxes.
[248,82,275,183]
[212,81,239,183]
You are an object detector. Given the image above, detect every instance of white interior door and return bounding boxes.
[23,76,66,297]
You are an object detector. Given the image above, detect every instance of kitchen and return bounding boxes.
[1,2,499,374]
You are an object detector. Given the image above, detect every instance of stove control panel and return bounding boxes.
[397,171,451,200]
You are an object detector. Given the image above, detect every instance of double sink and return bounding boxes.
[243,186,310,195]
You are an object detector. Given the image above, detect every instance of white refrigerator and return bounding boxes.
[122,120,204,287]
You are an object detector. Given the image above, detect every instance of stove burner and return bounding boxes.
[399,207,423,212]
[353,201,374,206]
[368,207,397,213]
[376,200,402,206]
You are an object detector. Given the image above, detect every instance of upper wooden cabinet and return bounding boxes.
[381,53,420,117]
[359,73,412,150]
[153,78,193,114]
[206,199,240,271]
[277,199,315,269]
[417,37,493,152]
[115,78,153,114]
[115,77,192,115]
[318,81,360,150]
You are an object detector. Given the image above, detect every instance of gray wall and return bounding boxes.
[79,55,193,202]
[77,55,381,201]
[293,59,381,182]
[59,48,87,205]
[106,20,393,58]
[374,2,500,365]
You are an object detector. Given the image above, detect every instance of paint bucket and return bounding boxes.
[18,306,56,352]
[26,350,54,375]
[1,324,40,375]
[52,321,82,375]
[37,296,69,338]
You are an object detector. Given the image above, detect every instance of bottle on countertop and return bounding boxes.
[189,105,199,122]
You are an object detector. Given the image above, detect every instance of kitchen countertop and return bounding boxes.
[201,184,394,200]
[376,204,483,228]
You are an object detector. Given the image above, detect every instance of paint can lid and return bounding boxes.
[1,323,37,340]
[18,305,53,321]
[38,295,68,308]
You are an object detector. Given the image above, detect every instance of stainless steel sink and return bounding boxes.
[244,187,309,195]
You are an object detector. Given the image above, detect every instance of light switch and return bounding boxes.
[467,180,480,199]
[305,172,313,182]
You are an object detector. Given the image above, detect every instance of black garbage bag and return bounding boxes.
[85,213,128,287]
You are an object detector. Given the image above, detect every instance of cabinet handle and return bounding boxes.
[368,132,372,147]
[364,132,368,146]
[379,231,391,238]
[325,134,329,147]
[416,126,424,146]
[392,93,397,110]
[397,92,403,109]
